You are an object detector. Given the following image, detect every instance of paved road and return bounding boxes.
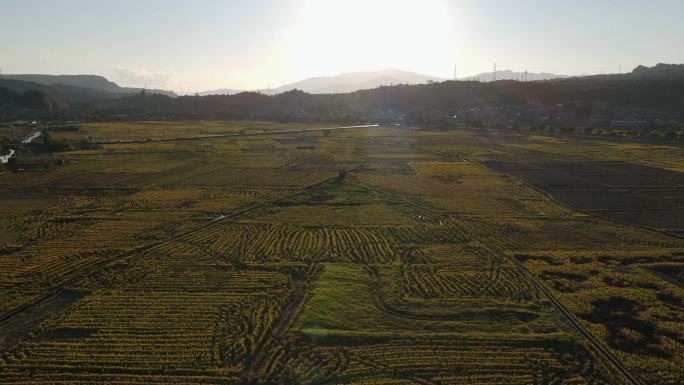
[91,124,380,144]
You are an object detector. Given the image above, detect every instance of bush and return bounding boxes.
[337,169,347,182]
[646,130,664,140]
[664,131,677,140]
[34,132,74,152]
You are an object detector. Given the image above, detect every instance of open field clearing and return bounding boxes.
[486,161,684,234]
[514,249,684,384]
[52,121,332,142]
[1,122,684,384]
[413,130,684,173]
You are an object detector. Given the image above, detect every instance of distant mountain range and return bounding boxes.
[271,69,444,94]
[196,69,444,96]
[3,64,683,110]
[0,74,177,104]
[0,70,570,103]
[195,88,244,96]
[83,63,684,118]
[195,69,571,96]
[458,69,567,82]
[4,74,125,92]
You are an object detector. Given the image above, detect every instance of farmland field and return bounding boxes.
[1,121,684,384]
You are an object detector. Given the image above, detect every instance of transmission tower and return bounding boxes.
[492,63,497,82]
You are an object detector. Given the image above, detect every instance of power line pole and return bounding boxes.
[492,63,497,82]
[453,65,458,81]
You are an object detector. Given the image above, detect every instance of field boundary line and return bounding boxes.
[351,129,645,385]
[0,170,344,327]
[465,155,646,385]
[90,124,379,144]
[509,255,644,385]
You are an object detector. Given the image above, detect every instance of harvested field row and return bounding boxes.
[261,337,618,384]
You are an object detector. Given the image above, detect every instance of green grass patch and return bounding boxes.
[280,181,399,206]
[294,264,561,339]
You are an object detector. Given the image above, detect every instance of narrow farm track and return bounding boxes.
[0,174,340,338]
[430,146,645,385]
[509,256,644,385]
[0,241,158,326]
[91,124,379,144]
[444,157,645,385]
[349,132,645,385]
[243,265,319,383]
[2,126,669,384]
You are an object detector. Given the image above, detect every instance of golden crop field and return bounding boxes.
[1,121,683,385]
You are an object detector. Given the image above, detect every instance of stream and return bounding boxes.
[0,149,15,164]
[22,130,43,144]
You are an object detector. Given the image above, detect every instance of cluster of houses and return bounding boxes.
[453,102,680,132]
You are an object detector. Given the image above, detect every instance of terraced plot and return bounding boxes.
[487,160,684,234]
[1,121,683,385]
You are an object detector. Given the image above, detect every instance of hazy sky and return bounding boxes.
[2,0,684,93]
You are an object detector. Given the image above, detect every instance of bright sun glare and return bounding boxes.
[283,0,454,78]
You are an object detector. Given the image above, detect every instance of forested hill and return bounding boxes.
[0,75,176,107]
[80,64,684,120]
[2,64,684,121]
[0,87,60,111]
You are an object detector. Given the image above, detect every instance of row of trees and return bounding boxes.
[77,69,684,123]
[3,64,684,125]
[0,88,58,111]
[527,125,684,141]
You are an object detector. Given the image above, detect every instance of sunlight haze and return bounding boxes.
[2,0,684,93]
[2,2,684,384]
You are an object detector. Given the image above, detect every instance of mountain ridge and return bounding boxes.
[458,69,567,82]
[3,74,177,98]
[195,69,444,96]
[3,64,683,109]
